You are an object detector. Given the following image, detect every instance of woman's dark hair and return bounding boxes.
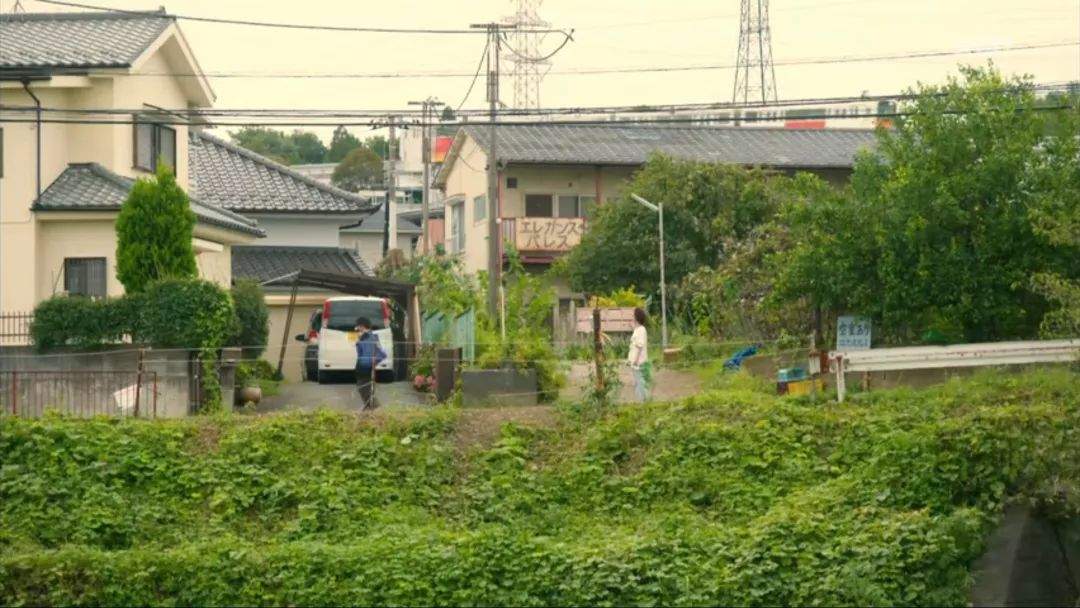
[633,307,647,326]
[355,316,372,329]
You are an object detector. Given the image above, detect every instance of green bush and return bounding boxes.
[230,279,269,358]
[138,278,236,349]
[2,371,1078,605]
[29,295,137,350]
[115,164,197,294]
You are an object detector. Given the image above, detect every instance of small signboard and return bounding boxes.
[836,316,872,350]
[576,307,636,333]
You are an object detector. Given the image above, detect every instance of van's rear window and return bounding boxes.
[326,301,386,330]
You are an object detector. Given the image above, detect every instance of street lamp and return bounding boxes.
[630,193,668,350]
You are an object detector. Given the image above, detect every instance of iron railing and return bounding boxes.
[0,370,157,418]
[0,312,32,344]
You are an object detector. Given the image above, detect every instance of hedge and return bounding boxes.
[1,370,1078,606]
[230,279,269,359]
[29,295,139,350]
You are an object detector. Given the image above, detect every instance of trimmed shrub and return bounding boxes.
[115,164,197,294]
[29,295,137,350]
[138,278,236,349]
[230,279,269,358]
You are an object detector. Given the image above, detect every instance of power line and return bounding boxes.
[4,81,1072,119]
[37,0,572,35]
[0,105,1071,128]
[30,40,1076,80]
[456,37,491,112]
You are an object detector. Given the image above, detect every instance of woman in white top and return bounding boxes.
[627,307,651,402]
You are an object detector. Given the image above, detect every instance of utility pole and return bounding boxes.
[383,116,397,257]
[470,22,514,319]
[408,97,444,255]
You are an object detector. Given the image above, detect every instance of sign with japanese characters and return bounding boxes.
[836,315,872,350]
[575,307,636,333]
[515,217,585,252]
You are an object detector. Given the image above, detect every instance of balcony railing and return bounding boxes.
[501,217,587,255]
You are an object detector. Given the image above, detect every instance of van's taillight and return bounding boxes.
[307,329,319,341]
[382,299,391,326]
[322,301,331,328]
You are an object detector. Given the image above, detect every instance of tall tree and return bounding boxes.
[229,127,296,164]
[115,164,197,294]
[332,146,383,192]
[558,155,783,299]
[773,66,1079,343]
[290,131,329,164]
[364,135,390,160]
[327,126,362,162]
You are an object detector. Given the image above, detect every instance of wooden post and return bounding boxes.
[593,307,604,392]
[134,348,144,418]
[835,354,846,403]
[275,273,301,379]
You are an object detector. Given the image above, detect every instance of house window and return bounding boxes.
[64,258,107,298]
[525,194,553,217]
[133,117,177,172]
[506,177,518,189]
[450,201,465,253]
[531,194,596,218]
[473,194,487,222]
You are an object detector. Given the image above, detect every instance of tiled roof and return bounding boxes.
[189,131,375,214]
[232,246,373,285]
[32,163,264,237]
[456,124,876,170]
[340,208,422,234]
[0,10,172,70]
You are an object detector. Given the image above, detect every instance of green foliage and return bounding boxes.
[588,286,646,308]
[772,66,1080,343]
[2,371,1079,605]
[229,279,270,358]
[29,295,138,350]
[115,164,197,294]
[229,127,328,165]
[326,126,363,163]
[560,156,783,302]
[332,146,383,192]
[138,278,236,350]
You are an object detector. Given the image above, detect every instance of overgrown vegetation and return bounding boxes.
[229,279,270,359]
[2,370,1077,605]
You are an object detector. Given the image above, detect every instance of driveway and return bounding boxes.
[254,378,431,413]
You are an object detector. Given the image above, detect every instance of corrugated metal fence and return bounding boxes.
[422,310,476,362]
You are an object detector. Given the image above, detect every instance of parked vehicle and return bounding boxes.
[295,297,395,383]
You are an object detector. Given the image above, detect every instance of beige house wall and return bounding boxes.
[264,293,330,383]
[0,28,208,314]
[439,135,491,274]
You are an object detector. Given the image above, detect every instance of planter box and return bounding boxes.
[461,368,538,407]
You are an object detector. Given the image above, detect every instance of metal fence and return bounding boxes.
[0,312,32,344]
[0,370,158,418]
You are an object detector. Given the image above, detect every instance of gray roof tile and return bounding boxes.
[232,246,373,285]
[340,209,422,234]
[189,131,375,214]
[0,10,172,70]
[458,124,877,169]
[33,163,264,237]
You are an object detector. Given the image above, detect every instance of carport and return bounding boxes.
[271,269,421,381]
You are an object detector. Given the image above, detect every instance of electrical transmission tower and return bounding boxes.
[733,0,778,104]
[503,0,550,109]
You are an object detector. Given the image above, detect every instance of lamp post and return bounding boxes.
[630,193,668,350]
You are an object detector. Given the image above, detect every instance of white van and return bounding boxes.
[314,296,395,383]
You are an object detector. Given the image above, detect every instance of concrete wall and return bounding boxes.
[0,346,193,418]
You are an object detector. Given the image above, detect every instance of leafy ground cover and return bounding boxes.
[1,370,1078,606]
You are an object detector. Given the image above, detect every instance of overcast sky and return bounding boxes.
[7,0,1080,141]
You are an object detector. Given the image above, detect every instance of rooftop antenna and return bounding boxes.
[733,0,778,104]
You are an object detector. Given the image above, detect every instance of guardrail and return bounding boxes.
[829,339,1079,402]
